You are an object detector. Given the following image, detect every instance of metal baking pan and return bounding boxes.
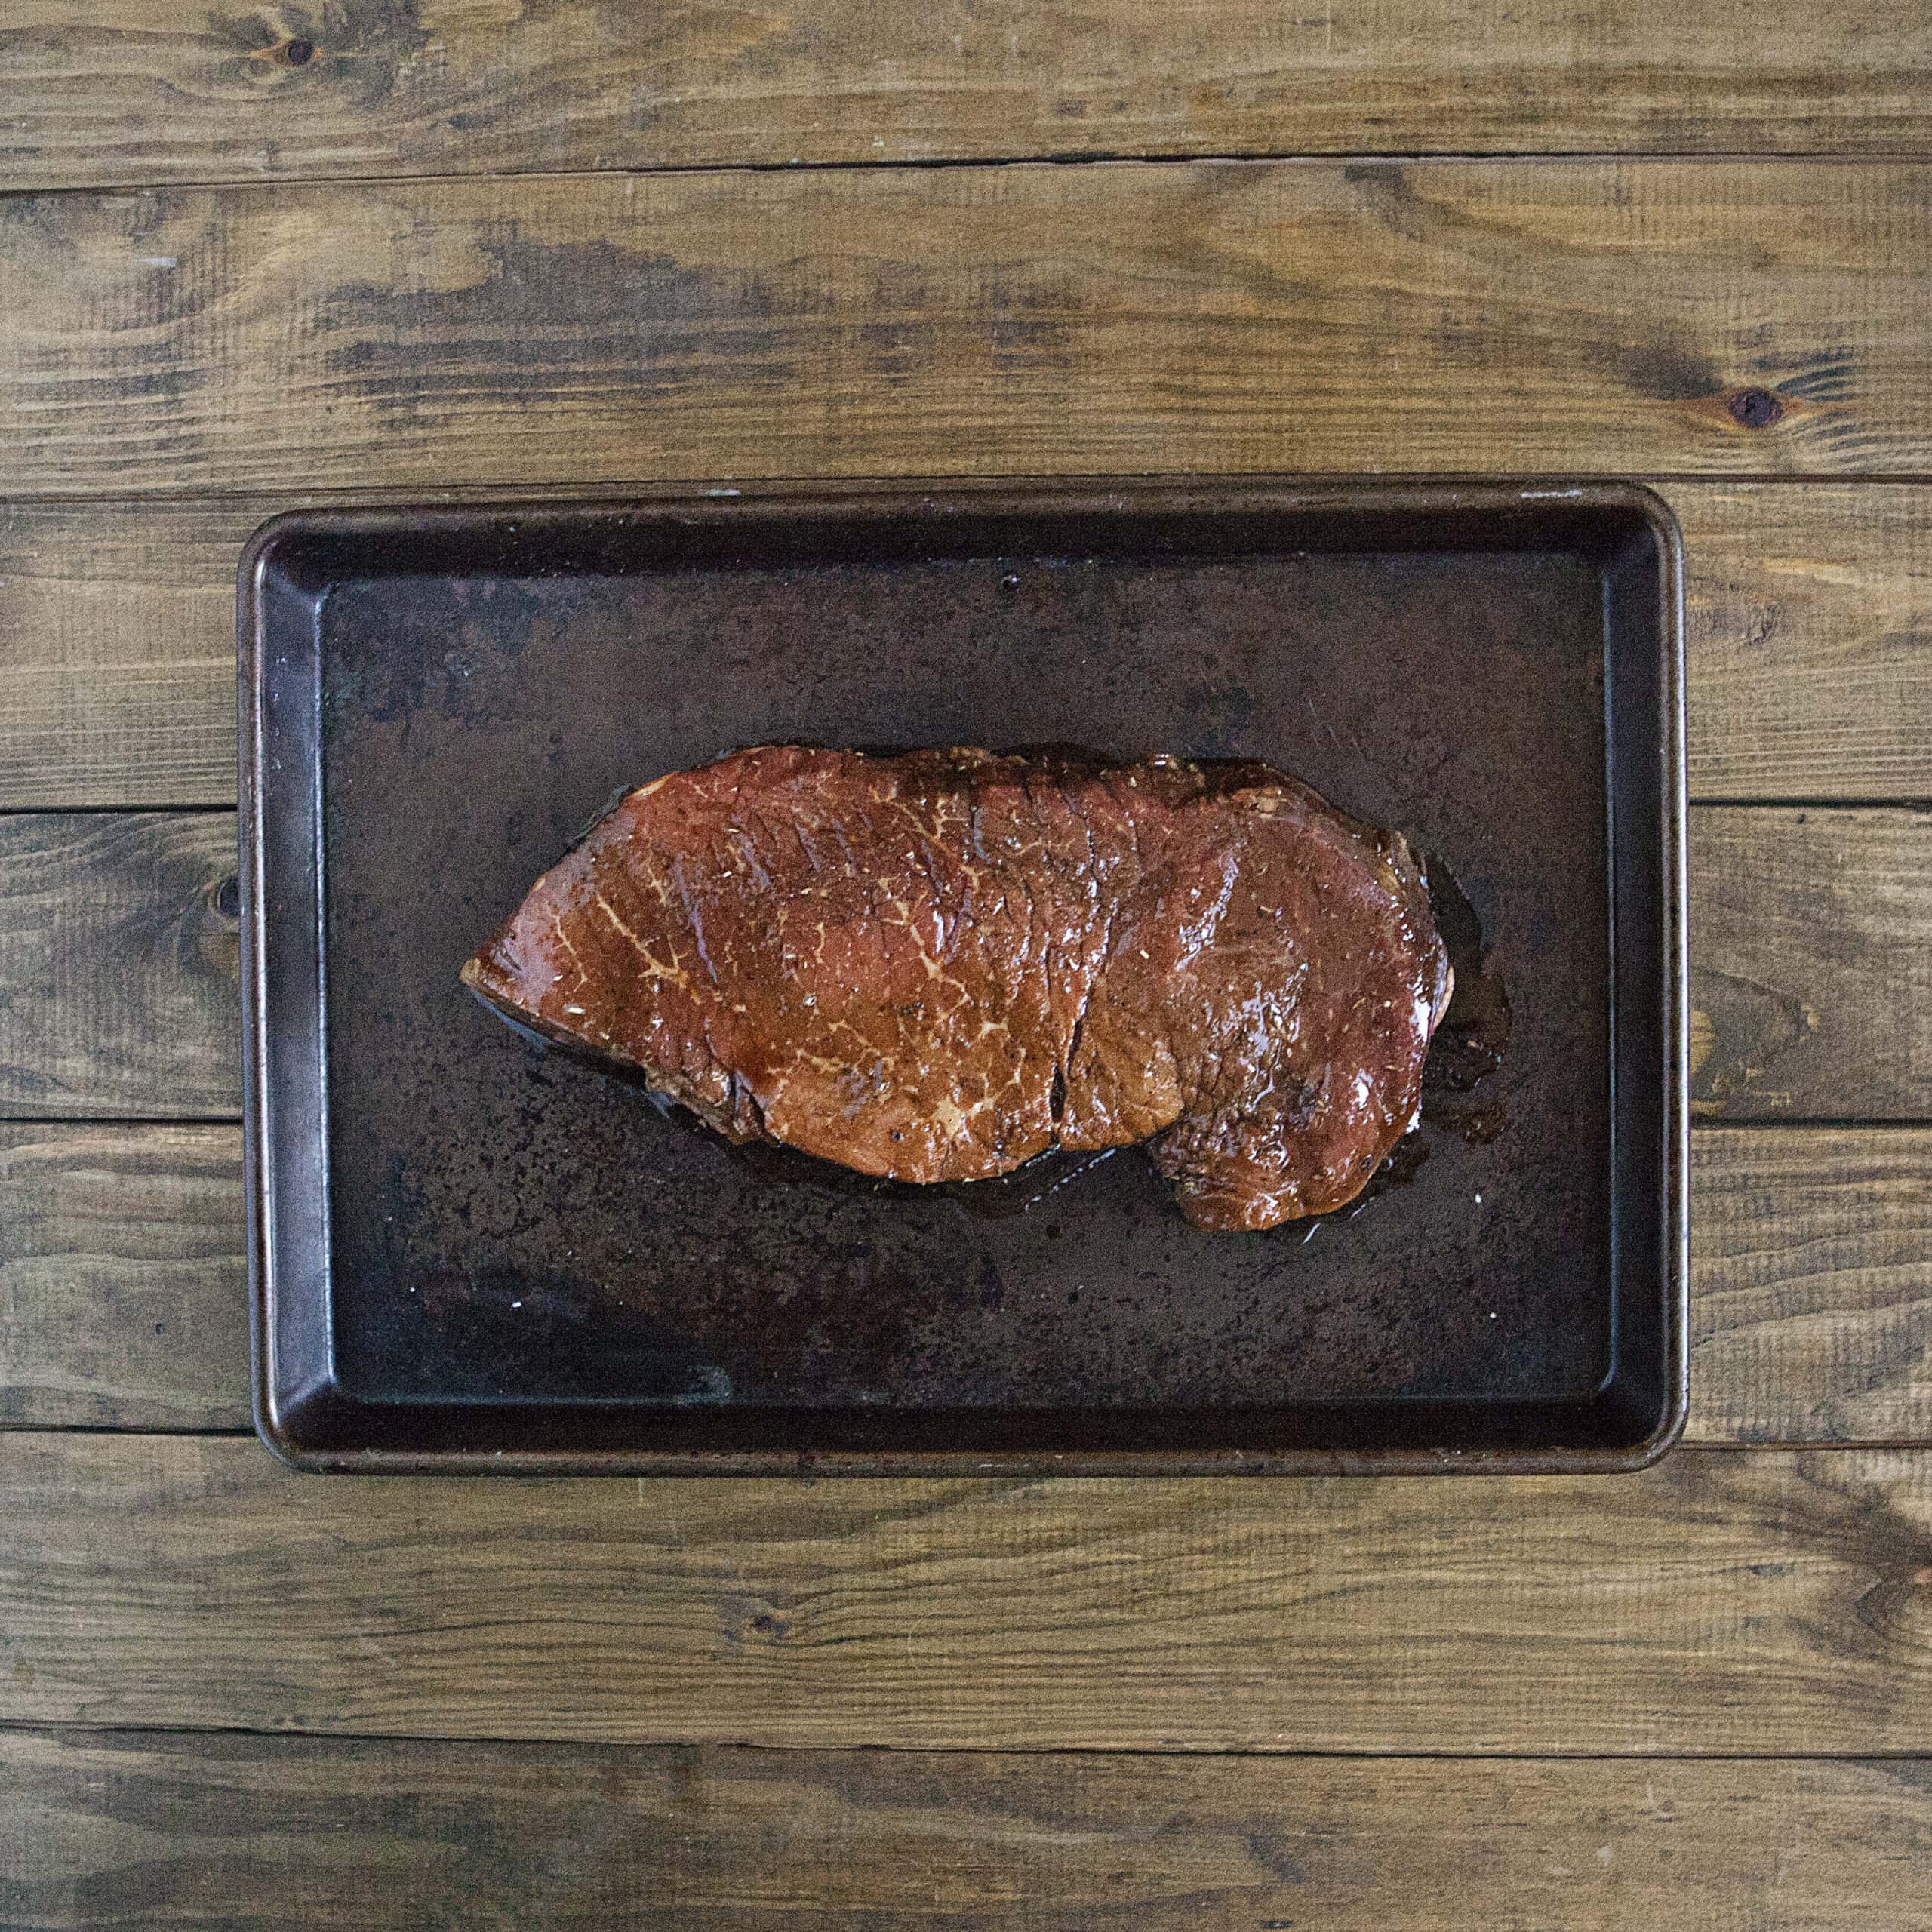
[241,481,1687,1474]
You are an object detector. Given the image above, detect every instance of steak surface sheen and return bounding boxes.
[462,746,1452,1232]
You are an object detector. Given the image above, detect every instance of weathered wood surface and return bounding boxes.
[6,2,1930,1918]
[1690,809,1931,1121]
[2,1437,1929,1752]
[5,1727,1929,1931]
[5,1125,1929,1447]
[0,501,240,810]
[4,482,1930,811]
[5,0,1928,192]
[4,164,1927,497]
[0,814,238,1118]
[8,807,1918,1120]
[1678,485,1932,801]
[0,1124,246,1429]
[1692,1128,1932,1445]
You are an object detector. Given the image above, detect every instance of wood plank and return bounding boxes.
[1693,1128,1932,1445]
[2,1436,1930,1751]
[5,1730,1929,1931]
[1678,484,1932,802]
[0,1125,245,1430]
[3,163,1927,498]
[0,502,241,810]
[5,1126,1930,1447]
[5,482,1931,811]
[5,0,1929,192]
[1690,808,1932,1120]
[0,1121,251,1431]
[10,806,1919,1121]
[0,814,238,1118]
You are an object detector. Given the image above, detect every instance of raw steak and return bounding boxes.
[462,746,1452,1231]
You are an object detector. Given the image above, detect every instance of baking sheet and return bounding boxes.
[241,482,1686,1472]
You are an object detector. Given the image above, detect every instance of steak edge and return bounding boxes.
[461,746,1452,1232]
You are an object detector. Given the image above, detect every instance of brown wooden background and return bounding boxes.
[2,4,1930,1924]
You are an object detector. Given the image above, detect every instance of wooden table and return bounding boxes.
[3,5,1930,1923]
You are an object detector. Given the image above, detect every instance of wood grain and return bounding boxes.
[2,1436,1930,1752]
[1690,808,1932,1121]
[1679,484,1932,801]
[5,0,1929,192]
[11,806,1918,1121]
[1694,1128,1932,1444]
[0,1124,246,1429]
[3,163,1927,497]
[4,1126,1930,1447]
[0,814,238,1118]
[0,502,240,810]
[5,482,1930,811]
[5,1728,1930,1931]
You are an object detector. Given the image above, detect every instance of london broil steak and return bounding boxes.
[461,747,1453,1232]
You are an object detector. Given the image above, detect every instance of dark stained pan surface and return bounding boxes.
[240,482,1687,1473]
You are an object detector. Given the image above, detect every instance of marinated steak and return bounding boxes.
[462,747,1452,1231]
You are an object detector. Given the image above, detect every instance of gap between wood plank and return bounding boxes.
[0,804,224,819]
[8,472,1932,510]
[5,1712,1932,1762]
[13,1423,1932,1451]
[7,149,1932,205]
